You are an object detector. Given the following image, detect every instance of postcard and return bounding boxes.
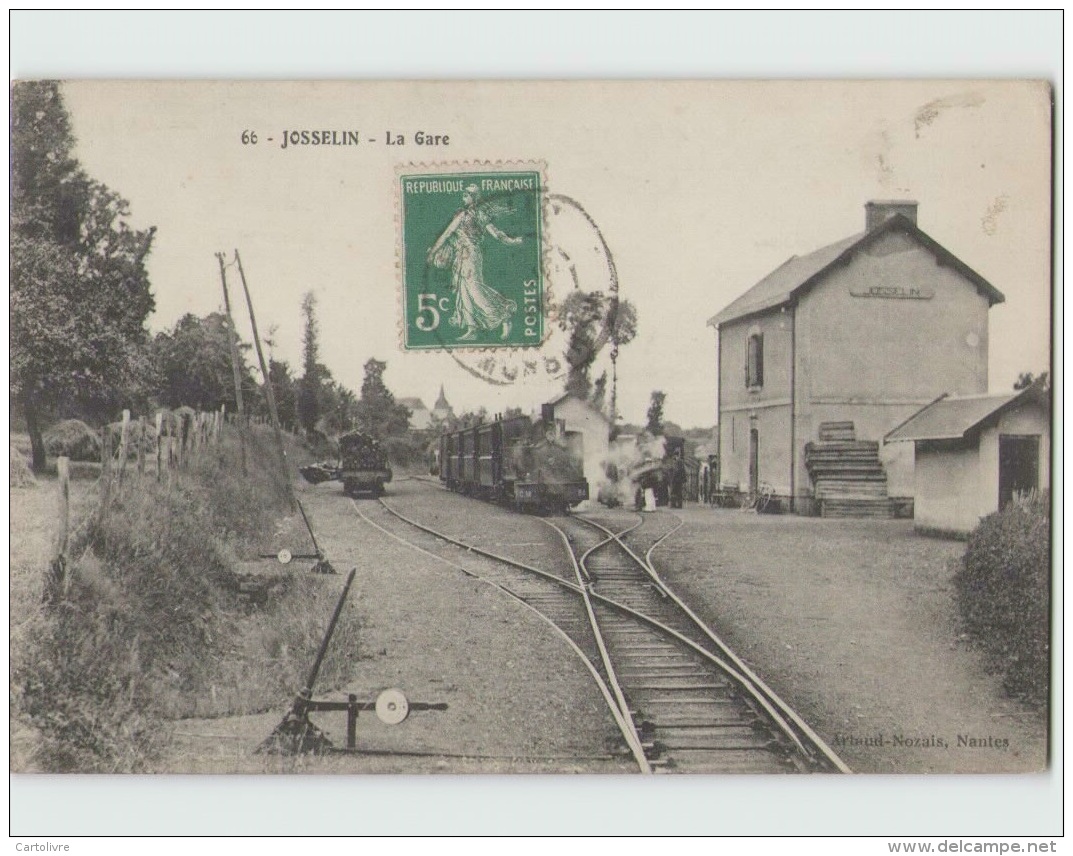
[10,79,1053,776]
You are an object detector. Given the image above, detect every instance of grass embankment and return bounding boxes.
[11,426,361,772]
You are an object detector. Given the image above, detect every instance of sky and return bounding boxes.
[59,79,1052,429]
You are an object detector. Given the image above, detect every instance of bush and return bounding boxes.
[44,419,102,462]
[954,493,1051,707]
[385,433,426,467]
[302,429,338,460]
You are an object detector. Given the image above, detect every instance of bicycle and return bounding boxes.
[740,482,775,513]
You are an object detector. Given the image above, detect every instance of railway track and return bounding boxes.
[549,511,850,773]
[354,493,849,774]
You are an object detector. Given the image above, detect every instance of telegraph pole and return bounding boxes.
[234,249,295,510]
[217,252,248,476]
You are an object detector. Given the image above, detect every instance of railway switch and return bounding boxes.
[259,689,448,756]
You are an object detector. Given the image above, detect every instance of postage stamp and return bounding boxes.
[398,163,545,350]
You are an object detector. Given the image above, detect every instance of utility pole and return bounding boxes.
[217,252,248,476]
[234,249,295,510]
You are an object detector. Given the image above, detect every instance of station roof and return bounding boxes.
[707,214,1005,329]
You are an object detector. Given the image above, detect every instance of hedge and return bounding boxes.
[954,494,1050,707]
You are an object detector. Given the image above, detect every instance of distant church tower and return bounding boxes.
[432,384,454,421]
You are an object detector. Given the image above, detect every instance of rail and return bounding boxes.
[359,499,652,772]
[577,511,852,773]
[373,493,845,772]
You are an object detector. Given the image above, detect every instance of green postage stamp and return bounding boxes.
[399,164,544,350]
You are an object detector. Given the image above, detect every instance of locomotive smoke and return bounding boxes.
[587,433,667,509]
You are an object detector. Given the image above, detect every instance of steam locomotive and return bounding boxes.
[439,414,589,513]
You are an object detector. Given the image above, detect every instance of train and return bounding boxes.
[297,430,393,496]
[339,430,393,497]
[439,413,589,513]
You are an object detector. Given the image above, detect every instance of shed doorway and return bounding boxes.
[998,434,1040,508]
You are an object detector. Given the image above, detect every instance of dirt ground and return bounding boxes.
[160,477,634,774]
[635,504,1049,773]
[12,471,1048,775]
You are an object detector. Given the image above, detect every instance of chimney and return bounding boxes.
[865,200,918,231]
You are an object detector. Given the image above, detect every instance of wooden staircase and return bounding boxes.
[805,422,893,518]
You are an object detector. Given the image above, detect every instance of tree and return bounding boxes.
[1014,371,1049,391]
[557,291,637,399]
[591,371,608,412]
[662,420,684,438]
[646,391,667,435]
[318,380,359,436]
[353,359,411,440]
[11,81,157,470]
[454,407,490,430]
[151,313,257,411]
[267,358,299,432]
[297,292,322,435]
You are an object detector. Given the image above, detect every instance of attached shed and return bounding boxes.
[885,384,1050,535]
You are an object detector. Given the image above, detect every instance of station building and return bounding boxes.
[707,200,1005,516]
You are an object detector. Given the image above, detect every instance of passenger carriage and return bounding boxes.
[439,414,589,513]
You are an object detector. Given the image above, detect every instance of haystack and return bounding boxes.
[44,419,102,462]
[10,444,36,488]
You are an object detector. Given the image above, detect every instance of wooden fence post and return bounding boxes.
[136,417,146,477]
[117,409,130,487]
[177,413,186,469]
[155,411,164,482]
[98,427,113,528]
[167,417,176,489]
[45,456,71,604]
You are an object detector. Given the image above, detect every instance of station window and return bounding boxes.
[746,333,764,388]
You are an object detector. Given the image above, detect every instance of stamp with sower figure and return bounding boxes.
[399,163,545,350]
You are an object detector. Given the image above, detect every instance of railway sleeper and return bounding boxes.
[636,696,738,707]
[615,655,699,666]
[626,686,729,695]
[653,749,796,774]
[653,723,764,738]
[618,669,714,680]
[612,642,687,652]
[596,625,663,634]
[646,712,759,727]
[654,733,778,752]
[626,681,729,691]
